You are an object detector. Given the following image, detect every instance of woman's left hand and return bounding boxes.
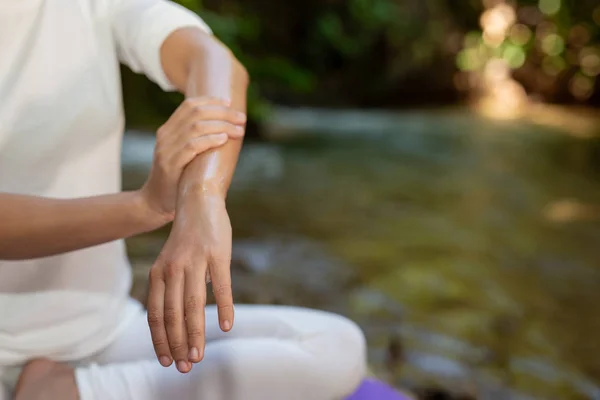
[146,193,234,374]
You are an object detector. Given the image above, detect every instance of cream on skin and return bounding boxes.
[0,97,244,261]
[147,27,249,374]
[11,28,249,400]
[5,27,247,396]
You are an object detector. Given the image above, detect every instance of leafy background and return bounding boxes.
[122,0,600,130]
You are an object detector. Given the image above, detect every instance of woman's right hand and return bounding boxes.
[139,96,246,223]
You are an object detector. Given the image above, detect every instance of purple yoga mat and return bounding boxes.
[345,378,414,400]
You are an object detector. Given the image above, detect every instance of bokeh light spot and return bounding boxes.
[580,47,600,77]
[457,48,484,71]
[541,33,565,56]
[509,24,532,46]
[484,58,510,83]
[568,25,591,47]
[463,31,482,48]
[503,45,526,69]
[538,0,561,16]
[542,56,566,76]
[569,73,594,100]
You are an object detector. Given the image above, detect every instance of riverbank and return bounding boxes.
[123,106,600,399]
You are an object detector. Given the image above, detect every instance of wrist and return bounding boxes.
[179,182,226,204]
[132,190,173,231]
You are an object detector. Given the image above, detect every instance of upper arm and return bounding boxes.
[159,27,247,94]
[108,0,212,91]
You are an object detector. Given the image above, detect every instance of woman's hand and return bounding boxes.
[147,193,233,373]
[139,96,246,223]
[145,27,249,374]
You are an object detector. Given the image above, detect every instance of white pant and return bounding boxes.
[2,302,366,400]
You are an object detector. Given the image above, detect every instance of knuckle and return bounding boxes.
[163,307,180,325]
[147,310,163,327]
[193,106,207,118]
[156,126,167,138]
[153,149,167,166]
[190,121,204,132]
[152,337,168,348]
[210,252,231,265]
[184,141,198,152]
[165,260,183,278]
[187,327,204,339]
[182,98,197,110]
[185,295,200,313]
[169,342,186,353]
[148,266,162,281]
[212,284,232,297]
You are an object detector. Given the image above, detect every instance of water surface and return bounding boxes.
[126,109,600,399]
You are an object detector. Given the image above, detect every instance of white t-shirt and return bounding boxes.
[0,0,211,365]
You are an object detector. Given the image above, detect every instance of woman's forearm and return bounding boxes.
[160,28,249,200]
[0,191,164,260]
[3,30,247,261]
[180,53,247,199]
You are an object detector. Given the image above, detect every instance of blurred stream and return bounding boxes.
[123,108,600,399]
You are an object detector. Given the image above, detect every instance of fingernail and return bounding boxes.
[236,112,247,122]
[177,360,188,372]
[189,347,199,361]
[236,125,244,132]
[216,133,228,142]
[223,320,231,331]
[159,356,172,367]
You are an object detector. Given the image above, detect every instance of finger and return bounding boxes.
[187,105,247,126]
[173,97,232,126]
[186,121,244,143]
[147,267,172,367]
[160,97,231,136]
[164,261,191,373]
[171,133,229,171]
[167,104,244,142]
[184,265,207,363]
[178,96,230,117]
[164,119,242,151]
[209,255,234,332]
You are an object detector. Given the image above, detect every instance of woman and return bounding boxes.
[0,0,366,399]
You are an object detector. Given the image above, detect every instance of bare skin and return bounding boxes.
[147,27,249,373]
[0,97,244,260]
[12,28,248,399]
[14,360,78,400]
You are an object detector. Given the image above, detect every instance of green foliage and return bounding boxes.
[122,0,600,129]
[456,0,600,102]
[124,0,463,129]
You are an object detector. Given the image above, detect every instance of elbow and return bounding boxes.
[197,31,250,86]
[196,39,250,89]
[231,53,250,88]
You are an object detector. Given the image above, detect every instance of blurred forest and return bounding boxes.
[123,0,600,128]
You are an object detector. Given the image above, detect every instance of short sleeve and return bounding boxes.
[109,0,212,91]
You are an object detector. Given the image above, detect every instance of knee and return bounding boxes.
[311,313,367,398]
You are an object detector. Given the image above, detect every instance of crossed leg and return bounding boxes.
[14,303,366,400]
